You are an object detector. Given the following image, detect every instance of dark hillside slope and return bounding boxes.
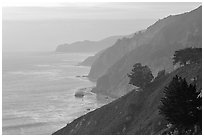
[53,63,201,135]
[94,6,202,97]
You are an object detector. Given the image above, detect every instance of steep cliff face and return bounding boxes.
[53,63,201,135]
[55,35,122,53]
[92,6,202,97]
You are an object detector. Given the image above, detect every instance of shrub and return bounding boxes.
[128,63,153,89]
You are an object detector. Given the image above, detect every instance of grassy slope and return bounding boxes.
[53,63,201,135]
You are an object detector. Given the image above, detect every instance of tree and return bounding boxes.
[159,75,202,134]
[128,63,153,89]
[173,47,201,66]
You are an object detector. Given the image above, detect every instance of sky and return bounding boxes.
[2,1,201,52]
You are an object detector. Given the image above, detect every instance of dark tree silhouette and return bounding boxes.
[128,63,153,89]
[159,75,202,134]
[173,47,201,66]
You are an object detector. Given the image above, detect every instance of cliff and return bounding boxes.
[53,63,201,135]
[53,6,202,135]
[91,6,202,97]
[77,50,104,66]
[56,35,122,53]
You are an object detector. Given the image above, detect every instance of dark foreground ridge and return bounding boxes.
[53,63,201,135]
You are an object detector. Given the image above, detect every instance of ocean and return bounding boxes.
[2,52,111,135]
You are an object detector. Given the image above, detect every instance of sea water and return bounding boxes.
[2,52,110,135]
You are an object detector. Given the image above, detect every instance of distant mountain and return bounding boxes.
[53,62,201,135]
[55,35,123,53]
[77,33,135,66]
[89,6,202,97]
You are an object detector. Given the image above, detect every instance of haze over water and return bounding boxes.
[2,52,112,135]
[3,3,200,52]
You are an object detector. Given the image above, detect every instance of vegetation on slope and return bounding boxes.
[128,63,153,89]
[53,47,202,134]
[93,6,201,98]
[173,47,202,66]
[53,6,202,135]
[159,75,202,134]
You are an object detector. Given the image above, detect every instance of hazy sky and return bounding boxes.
[2,2,201,52]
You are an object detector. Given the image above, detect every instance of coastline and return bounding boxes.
[75,86,115,104]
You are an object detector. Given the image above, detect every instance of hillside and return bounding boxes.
[77,33,135,66]
[88,29,154,80]
[91,6,202,97]
[87,10,188,80]
[77,50,104,66]
[53,62,201,135]
[55,35,122,53]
